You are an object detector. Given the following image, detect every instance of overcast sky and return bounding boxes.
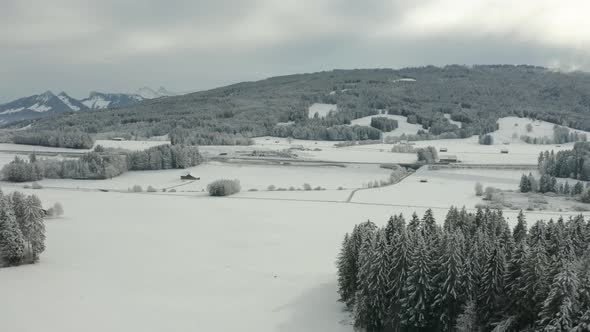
[1,0,590,102]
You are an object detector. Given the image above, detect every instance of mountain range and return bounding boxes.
[0,87,177,124]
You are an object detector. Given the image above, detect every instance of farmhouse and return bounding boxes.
[180,173,198,180]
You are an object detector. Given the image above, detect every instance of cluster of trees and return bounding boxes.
[0,190,46,266]
[519,173,590,203]
[391,143,416,153]
[1,145,202,182]
[207,179,241,196]
[538,143,590,180]
[127,144,202,170]
[12,130,94,149]
[337,207,590,331]
[271,124,382,141]
[169,128,254,146]
[417,146,438,163]
[370,117,398,132]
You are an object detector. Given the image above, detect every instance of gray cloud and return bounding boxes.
[1,0,589,101]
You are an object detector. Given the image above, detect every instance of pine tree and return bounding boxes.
[23,195,45,261]
[353,232,379,330]
[367,230,394,330]
[384,214,405,245]
[408,212,421,233]
[455,299,478,332]
[389,225,410,330]
[464,238,483,301]
[564,181,571,195]
[400,233,433,331]
[336,233,356,306]
[574,309,590,332]
[574,181,584,195]
[519,174,531,193]
[477,246,506,328]
[521,242,550,322]
[513,210,527,243]
[0,196,25,265]
[538,260,580,331]
[432,230,466,331]
[474,207,485,234]
[422,208,436,236]
[504,241,534,329]
[529,173,538,192]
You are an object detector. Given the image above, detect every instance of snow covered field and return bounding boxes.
[349,114,425,137]
[8,161,392,192]
[492,116,590,143]
[2,116,590,332]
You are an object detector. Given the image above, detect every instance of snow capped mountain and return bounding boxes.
[0,89,152,124]
[0,91,79,124]
[57,92,87,111]
[81,91,144,110]
[135,86,176,99]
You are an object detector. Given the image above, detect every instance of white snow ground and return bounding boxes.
[349,114,424,137]
[2,116,590,332]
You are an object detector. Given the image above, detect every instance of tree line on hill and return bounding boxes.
[12,130,94,149]
[337,207,590,331]
[16,65,590,145]
[0,190,46,267]
[1,144,202,182]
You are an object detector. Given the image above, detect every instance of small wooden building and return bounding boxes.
[181,173,198,180]
[439,147,448,152]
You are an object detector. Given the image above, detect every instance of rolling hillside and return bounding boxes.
[12,65,590,144]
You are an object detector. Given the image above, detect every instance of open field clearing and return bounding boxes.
[1,161,393,192]
[349,114,425,137]
[2,117,590,332]
[0,183,585,332]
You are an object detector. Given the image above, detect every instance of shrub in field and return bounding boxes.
[303,183,312,191]
[169,188,176,192]
[267,185,276,191]
[483,186,498,200]
[475,182,483,196]
[46,202,64,218]
[207,179,241,196]
[131,185,143,192]
[31,182,43,189]
[147,186,157,192]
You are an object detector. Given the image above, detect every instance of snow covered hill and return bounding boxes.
[81,91,143,110]
[0,91,82,124]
